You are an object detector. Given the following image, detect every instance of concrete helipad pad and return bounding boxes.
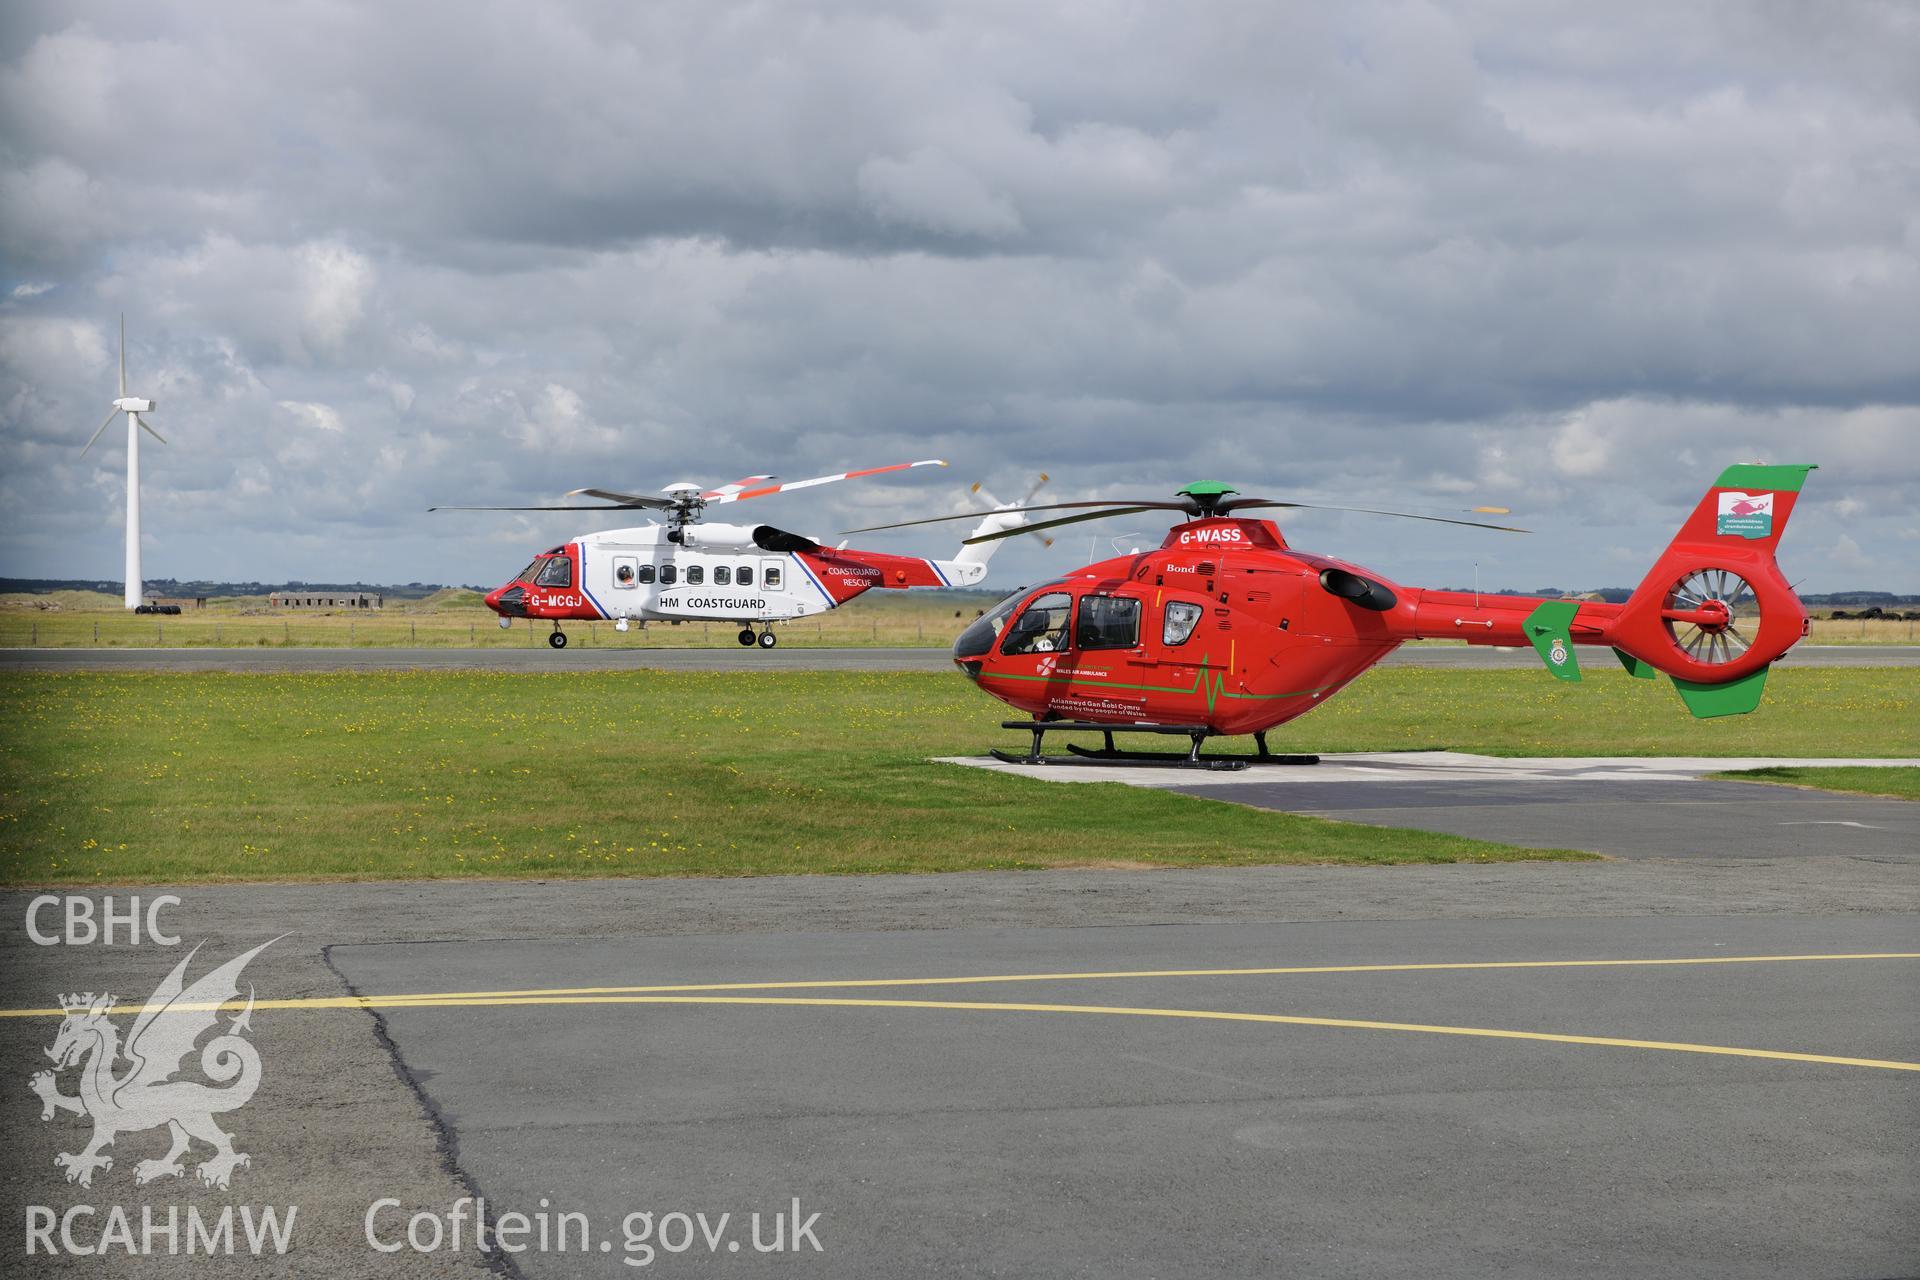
[939,753,1920,860]
[939,751,1920,787]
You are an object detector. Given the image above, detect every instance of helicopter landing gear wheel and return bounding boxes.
[1661,568,1757,666]
[737,628,755,646]
[548,630,567,650]
[757,630,778,649]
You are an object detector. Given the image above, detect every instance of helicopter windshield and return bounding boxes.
[513,560,541,584]
[952,586,1030,660]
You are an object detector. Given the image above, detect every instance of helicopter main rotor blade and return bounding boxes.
[564,488,678,510]
[1219,499,1530,533]
[962,506,1169,544]
[80,407,119,456]
[428,504,648,512]
[708,459,948,504]
[844,499,1190,535]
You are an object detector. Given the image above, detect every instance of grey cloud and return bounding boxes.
[1,1,1915,593]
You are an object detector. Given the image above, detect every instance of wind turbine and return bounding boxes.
[80,316,166,610]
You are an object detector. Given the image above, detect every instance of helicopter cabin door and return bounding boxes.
[1058,591,1153,720]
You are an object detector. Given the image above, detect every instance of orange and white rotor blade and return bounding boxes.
[705,459,947,504]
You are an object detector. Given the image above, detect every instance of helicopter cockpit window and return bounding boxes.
[686,565,704,586]
[534,556,573,588]
[1077,595,1140,649]
[714,565,731,586]
[636,564,656,584]
[1002,592,1072,656]
[1163,601,1204,646]
[514,561,542,584]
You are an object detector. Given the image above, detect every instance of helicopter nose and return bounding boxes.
[487,583,528,618]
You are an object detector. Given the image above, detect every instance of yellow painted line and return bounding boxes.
[365,951,1920,1005]
[339,993,1920,1072]
[5,952,1917,1020]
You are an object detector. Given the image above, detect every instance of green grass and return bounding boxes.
[1710,766,1920,801]
[2,666,1911,886]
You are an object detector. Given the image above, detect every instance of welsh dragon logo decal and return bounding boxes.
[30,940,275,1189]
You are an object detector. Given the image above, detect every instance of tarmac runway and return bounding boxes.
[4,862,1916,1279]
[2,642,1914,672]
[332,915,1919,1279]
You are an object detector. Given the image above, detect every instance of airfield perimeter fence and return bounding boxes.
[0,605,988,649]
[1,610,1915,650]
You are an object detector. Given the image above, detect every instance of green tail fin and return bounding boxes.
[1671,665,1770,719]
[1523,601,1582,682]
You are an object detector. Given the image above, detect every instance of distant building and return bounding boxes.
[270,591,382,609]
[143,593,207,610]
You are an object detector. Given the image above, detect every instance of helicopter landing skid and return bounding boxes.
[991,722,1319,771]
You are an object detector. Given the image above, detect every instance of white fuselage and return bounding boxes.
[539,522,985,625]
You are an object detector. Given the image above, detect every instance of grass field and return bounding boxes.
[1712,766,1920,801]
[0,590,994,649]
[2,666,1912,886]
[3,591,1916,648]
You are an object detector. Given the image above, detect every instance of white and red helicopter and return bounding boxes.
[435,460,1039,649]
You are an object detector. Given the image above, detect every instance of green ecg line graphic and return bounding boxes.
[985,656,1331,714]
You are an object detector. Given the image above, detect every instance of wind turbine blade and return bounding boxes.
[135,413,166,444]
[119,314,127,397]
[81,407,119,456]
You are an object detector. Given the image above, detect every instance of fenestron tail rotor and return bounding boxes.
[1662,568,1759,666]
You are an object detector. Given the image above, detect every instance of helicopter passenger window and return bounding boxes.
[534,556,573,587]
[1077,595,1140,649]
[1001,592,1072,656]
[714,566,731,586]
[763,565,782,589]
[614,559,637,588]
[1163,600,1204,646]
[737,566,753,586]
[660,564,676,585]
[686,565,704,586]
[636,564,656,584]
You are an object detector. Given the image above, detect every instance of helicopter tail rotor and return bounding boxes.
[1605,464,1816,716]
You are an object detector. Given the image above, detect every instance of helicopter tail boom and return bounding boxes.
[1403,465,1815,717]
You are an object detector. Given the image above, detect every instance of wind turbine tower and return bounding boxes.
[80,316,167,609]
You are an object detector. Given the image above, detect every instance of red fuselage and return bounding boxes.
[954,515,1804,735]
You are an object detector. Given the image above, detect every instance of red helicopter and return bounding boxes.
[852,465,1816,767]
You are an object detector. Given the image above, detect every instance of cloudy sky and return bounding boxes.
[2,1,1915,594]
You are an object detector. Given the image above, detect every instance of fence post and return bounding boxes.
[93,621,99,644]
[350,622,355,646]
[31,622,36,646]
[411,621,417,642]
[470,622,475,643]
[283,621,289,644]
